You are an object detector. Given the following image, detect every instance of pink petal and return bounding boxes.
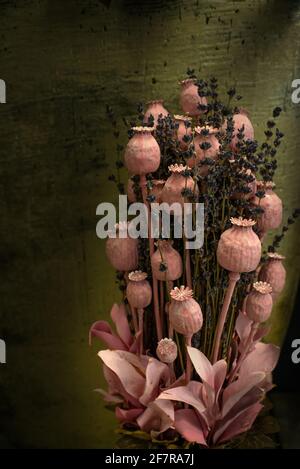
[111,303,133,347]
[159,385,206,415]
[222,371,265,417]
[89,320,127,350]
[99,350,145,400]
[187,346,214,387]
[139,358,170,406]
[175,409,207,446]
[239,342,280,378]
[213,402,263,445]
[254,325,270,342]
[94,388,124,404]
[115,407,144,423]
[129,331,142,353]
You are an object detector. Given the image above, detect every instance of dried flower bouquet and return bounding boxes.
[90,73,299,448]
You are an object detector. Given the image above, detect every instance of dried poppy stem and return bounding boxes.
[137,308,144,354]
[185,239,192,289]
[159,281,165,329]
[131,305,139,334]
[140,175,162,341]
[211,271,240,363]
[185,334,192,384]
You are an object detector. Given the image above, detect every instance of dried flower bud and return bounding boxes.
[246,281,273,323]
[105,223,138,272]
[151,240,183,281]
[156,338,178,363]
[160,164,197,213]
[169,286,203,336]
[126,271,152,309]
[252,182,283,233]
[188,126,220,175]
[259,252,286,301]
[124,127,161,175]
[144,100,169,128]
[174,114,193,150]
[217,217,261,273]
[179,79,207,116]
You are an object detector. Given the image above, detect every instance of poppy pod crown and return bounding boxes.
[217,217,261,273]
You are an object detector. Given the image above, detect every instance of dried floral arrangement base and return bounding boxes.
[90,73,299,449]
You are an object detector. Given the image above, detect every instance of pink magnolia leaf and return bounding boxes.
[187,346,214,387]
[102,364,140,407]
[222,371,266,417]
[89,320,127,350]
[213,359,227,399]
[94,388,124,404]
[99,350,145,400]
[158,385,206,416]
[137,399,174,437]
[115,406,144,423]
[235,311,252,343]
[239,342,280,379]
[139,358,170,406]
[213,402,263,445]
[129,331,142,354]
[110,303,132,347]
[175,409,208,446]
[116,350,147,374]
[222,385,264,422]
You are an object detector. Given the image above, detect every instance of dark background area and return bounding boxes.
[0,0,300,448]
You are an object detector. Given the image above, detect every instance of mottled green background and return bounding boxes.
[0,0,299,448]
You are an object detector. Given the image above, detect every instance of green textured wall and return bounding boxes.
[0,0,299,448]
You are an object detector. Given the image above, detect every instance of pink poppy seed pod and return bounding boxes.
[188,126,220,175]
[246,281,273,323]
[259,252,286,301]
[223,109,254,152]
[174,114,192,150]
[151,240,183,281]
[179,79,207,116]
[144,100,169,128]
[156,338,178,364]
[169,286,203,336]
[160,164,197,213]
[253,182,283,234]
[126,271,152,309]
[105,222,138,272]
[217,217,261,273]
[124,126,161,175]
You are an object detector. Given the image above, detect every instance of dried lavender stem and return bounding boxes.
[140,175,162,341]
[211,271,240,363]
